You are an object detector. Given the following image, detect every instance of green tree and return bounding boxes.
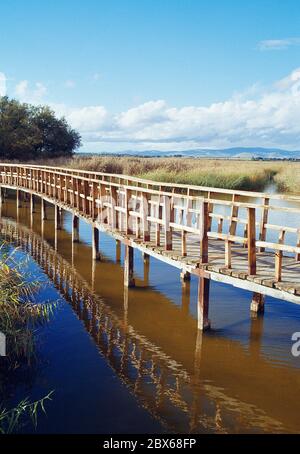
[0,96,81,160]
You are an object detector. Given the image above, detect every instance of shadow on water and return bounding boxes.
[1,192,300,433]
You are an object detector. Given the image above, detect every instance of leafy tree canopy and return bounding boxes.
[0,96,81,160]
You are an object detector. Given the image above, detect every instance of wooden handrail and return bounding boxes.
[1,163,300,284]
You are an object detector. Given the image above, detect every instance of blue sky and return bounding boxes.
[1,0,300,152]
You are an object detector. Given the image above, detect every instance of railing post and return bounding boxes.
[141,193,150,242]
[275,230,285,281]
[200,200,209,264]
[125,188,133,235]
[247,207,256,275]
[259,197,269,252]
[163,195,173,250]
[155,194,162,246]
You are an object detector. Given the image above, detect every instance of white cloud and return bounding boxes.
[15,80,47,102]
[64,105,109,132]
[0,72,7,96]
[56,68,300,151]
[5,68,300,152]
[258,38,300,51]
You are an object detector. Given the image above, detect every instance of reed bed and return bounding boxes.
[12,155,300,193]
[67,156,283,192]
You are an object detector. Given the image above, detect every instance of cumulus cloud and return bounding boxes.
[15,80,47,102]
[258,38,300,50]
[0,72,7,96]
[5,68,300,151]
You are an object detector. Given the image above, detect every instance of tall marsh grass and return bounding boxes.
[0,245,56,433]
[68,156,282,191]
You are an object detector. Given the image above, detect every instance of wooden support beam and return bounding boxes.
[247,207,256,275]
[16,189,22,208]
[54,205,62,230]
[197,276,211,331]
[116,239,121,262]
[92,226,100,260]
[250,292,265,315]
[30,193,35,214]
[124,245,135,287]
[41,198,47,220]
[180,270,191,282]
[72,214,79,243]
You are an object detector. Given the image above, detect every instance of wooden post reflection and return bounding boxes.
[143,252,150,286]
[181,279,190,316]
[249,313,264,357]
[116,239,121,262]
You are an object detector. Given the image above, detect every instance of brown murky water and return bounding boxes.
[1,192,300,434]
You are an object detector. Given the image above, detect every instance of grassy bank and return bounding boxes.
[11,155,300,193]
[67,156,287,192]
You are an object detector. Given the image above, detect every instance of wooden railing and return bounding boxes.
[1,163,300,284]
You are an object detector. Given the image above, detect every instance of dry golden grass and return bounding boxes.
[67,156,284,191]
[20,155,299,193]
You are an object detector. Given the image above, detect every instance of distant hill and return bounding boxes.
[78,147,300,159]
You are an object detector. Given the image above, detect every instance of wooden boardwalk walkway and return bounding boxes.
[1,163,300,329]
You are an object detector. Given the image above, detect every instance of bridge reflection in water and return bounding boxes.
[1,196,300,434]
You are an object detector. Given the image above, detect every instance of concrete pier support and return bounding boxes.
[197,277,211,331]
[124,245,135,288]
[54,205,62,230]
[92,226,100,260]
[72,214,79,243]
[250,292,265,315]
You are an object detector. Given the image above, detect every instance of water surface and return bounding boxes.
[1,193,300,434]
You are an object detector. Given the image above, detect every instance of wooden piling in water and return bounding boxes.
[30,193,35,214]
[197,276,210,331]
[72,214,79,243]
[116,240,121,262]
[124,245,135,287]
[250,292,265,315]
[92,226,100,260]
[41,198,47,221]
[54,205,62,230]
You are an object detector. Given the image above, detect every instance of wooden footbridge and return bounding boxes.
[1,163,300,330]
